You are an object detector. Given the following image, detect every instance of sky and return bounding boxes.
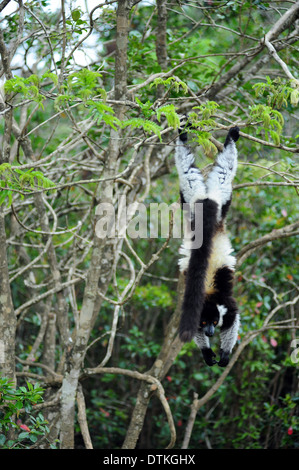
[0,0,155,70]
[0,0,111,68]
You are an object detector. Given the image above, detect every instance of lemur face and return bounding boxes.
[200,319,218,337]
[200,301,220,337]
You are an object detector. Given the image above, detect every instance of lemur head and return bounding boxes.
[200,301,219,337]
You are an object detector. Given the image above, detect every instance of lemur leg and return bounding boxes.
[205,127,239,218]
[214,267,239,367]
[194,330,217,366]
[175,133,207,206]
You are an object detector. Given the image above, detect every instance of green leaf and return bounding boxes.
[71,9,81,21]
[41,71,58,86]
[121,118,162,141]
[18,431,29,440]
[150,76,188,94]
[156,104,180,129]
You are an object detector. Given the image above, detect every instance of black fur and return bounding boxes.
[214,267,238,319]
[202,348,217,366]
[177,126,240,367]
[200,299,219,326]
[221,196,232,220]
[218,350,230,367]
[224,126,240,147]
[179,198,218,342]
[179,130,188,142]
[180,190,186,206]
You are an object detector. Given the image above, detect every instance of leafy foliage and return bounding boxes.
[253,76,299,108]
[0,378,51,449]
[121,118,163,141]
[150,76,188,94]
[0,164,55,205]
[0,0,298,452]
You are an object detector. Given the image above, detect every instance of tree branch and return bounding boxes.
[82,366,176,449]
[237,221,299,266]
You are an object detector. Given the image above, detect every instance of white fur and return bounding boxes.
[178,239,192,272]
[178,231,236,291]
[175,139,206,206]
[220,313,240,353]
[206,141,238,208]
[205,231,236,285]
[194,330,210,350]
[217,305,227,327]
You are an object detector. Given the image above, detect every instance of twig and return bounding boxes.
[237,221,299,266]
[264,35,299,85]
[98,251,136,368]
[82,366,176,449]
[15,277,81,316]
[77,384,93,449]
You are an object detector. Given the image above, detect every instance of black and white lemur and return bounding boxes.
[175,124,240,367]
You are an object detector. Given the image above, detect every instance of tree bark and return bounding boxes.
[156,0,168,99]
[0,205,16,382]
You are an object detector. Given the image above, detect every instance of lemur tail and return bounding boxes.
[179,198,218,342]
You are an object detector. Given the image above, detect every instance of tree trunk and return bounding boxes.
[59,0,131,448]
[0,205,16,383]
[122,273,185,448]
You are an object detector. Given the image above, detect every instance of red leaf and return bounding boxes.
[177,420,182,427]
[20,424,30,432]
[287,427,293,436]
[99,407,110,417]
[166,376,172,382]
[270,338,278,347]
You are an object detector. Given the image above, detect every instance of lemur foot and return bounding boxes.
[228,126,240,142]
[178,115,190,142]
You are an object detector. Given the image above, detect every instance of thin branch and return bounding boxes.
[264,35,299,85]
[77,384,93,449]
[82,366,176,449]
[237,221,299,266]
[15,277,81,317]
[11,202,82,236]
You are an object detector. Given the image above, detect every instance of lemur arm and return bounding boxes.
[219,311,240,367]
[194,331,217,367]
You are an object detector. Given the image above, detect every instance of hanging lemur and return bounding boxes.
[175,123,240,367]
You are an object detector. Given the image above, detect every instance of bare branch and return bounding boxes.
[82,366,176,449]
[237,221,299,266]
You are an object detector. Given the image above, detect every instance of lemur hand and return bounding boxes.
[218,349,230,367]
[202,348,217,366]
